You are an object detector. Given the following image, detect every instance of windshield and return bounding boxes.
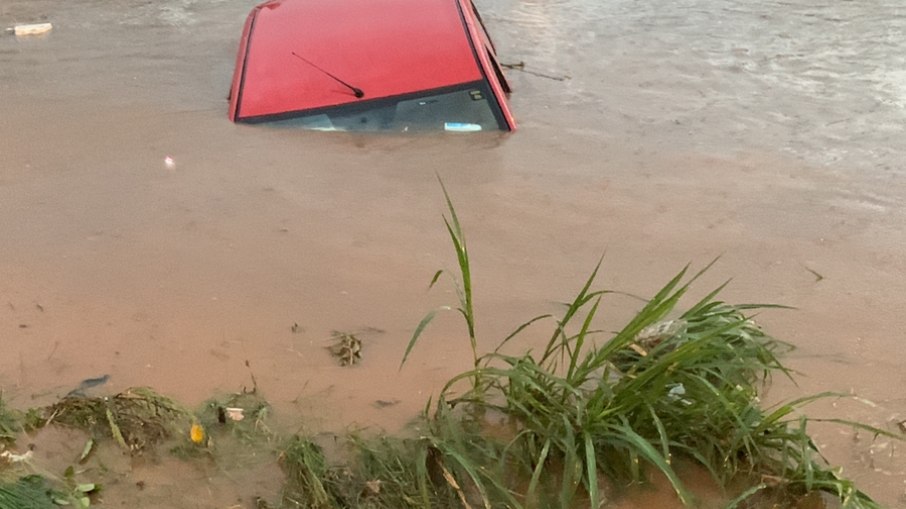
[268,82,507,132]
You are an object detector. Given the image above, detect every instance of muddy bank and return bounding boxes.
[2,0,906,506]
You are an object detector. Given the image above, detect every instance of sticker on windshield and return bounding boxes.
[444,122,482,132]
[469,90,484,101]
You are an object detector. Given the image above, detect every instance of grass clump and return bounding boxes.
[197,388,273,445]
[279,436,340,508]
[397,181,895,508]
[0,394,23,444]
[0,394,40,445]
[0,476,57,509]
[44,387,192,453]
[276,433,474,509]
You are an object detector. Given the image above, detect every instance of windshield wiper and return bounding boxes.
[291,51,365,99]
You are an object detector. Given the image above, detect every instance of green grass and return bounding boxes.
[395,180,895,508]
[0,393,27,444]
[0,400,18,444]
[0,476,57,509]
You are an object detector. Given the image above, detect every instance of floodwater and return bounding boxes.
[2,0,906,506]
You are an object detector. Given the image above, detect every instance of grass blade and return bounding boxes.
[400,307,450,370]
[584,431,600,509]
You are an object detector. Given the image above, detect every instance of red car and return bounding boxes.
[228,0,516,132]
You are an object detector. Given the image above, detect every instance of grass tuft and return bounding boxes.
[0,394,23,444]
[399,182,895,508]
[0,475,57,509]
[45,387,192,453]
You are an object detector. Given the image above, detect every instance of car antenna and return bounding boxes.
[291,52,365,98]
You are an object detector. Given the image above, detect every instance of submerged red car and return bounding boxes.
[228,0,516,132]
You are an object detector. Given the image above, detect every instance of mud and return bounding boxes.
[2,0,906,506]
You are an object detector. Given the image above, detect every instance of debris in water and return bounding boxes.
[803,265,825,282]
[244,360,259,393]
[77,438,95,464]
[190,422,206,444]
[12,23,53,37]
[48,387,192,453]
[204,388,271,442]
[224,407,245,422]
[328,331,362,366]
[164,156,176,170]
[0,449,33,464]
[363,479,382,496]
[372,399,400,409]
[66,374,111,398]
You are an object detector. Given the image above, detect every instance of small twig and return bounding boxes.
[43,408,60,427]
[803,265,825,282]
[17,352,25,388]
[244,360,259,393]
[825,118,851,127]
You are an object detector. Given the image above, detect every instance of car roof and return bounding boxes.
[232,0,486,120]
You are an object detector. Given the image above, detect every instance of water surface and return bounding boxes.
[2,0,905,506]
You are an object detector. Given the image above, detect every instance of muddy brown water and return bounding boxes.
[2,0,906,507]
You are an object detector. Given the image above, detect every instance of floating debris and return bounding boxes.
[224,407,245,421]
[65,374,110,398]
[189,423,206,445]
[0,448,33,464]
[328,331,362,366]
[46,387,191,453]
[372,399,400,409]
[12,23,53,37]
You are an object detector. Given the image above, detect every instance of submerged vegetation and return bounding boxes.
[0,184,898,508]
[45,387,192,453]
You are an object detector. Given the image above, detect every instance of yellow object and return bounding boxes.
[190,423,205,444]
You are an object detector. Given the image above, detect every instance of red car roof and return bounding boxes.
[230,0,492,121]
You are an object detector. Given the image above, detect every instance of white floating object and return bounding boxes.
[0,450,33,463]
[14,23,53,37]
[164,156,176,170]
[225,407,245,421]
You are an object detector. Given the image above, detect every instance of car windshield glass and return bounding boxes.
[269,83,505,132]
